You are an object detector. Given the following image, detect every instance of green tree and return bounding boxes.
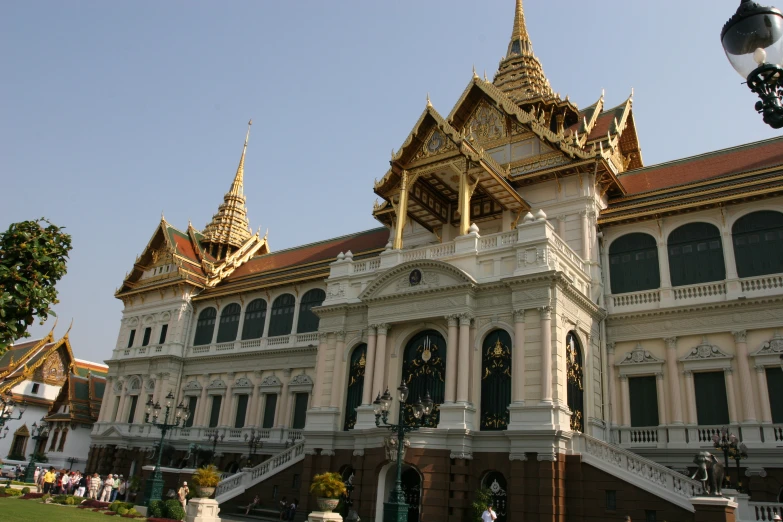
[0,218,72,354]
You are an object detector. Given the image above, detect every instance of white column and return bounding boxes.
[756,366,773,423]
[220,373,235,427]
[556,215,566,238]
[197,374,210,426]
[116,383,128,423]
[722,226,739,280]
[683,371,697,424]
[580,210,590,260]
[261,299,273,338]
[249,372,262,426]
[457,314,472,403]
[607,343,618,426]
[275,375,290,428]
[512,310,526,403]
[361,326,377,405]
[152,373,163,404]
[655,373,667,425]
[732,330,757,422]
[539,306,553,404]
[724,368,738,423]
[236,305,247,342]
[444,315,459,403]
[291,297,302,334]
[311,334,329,408]
[330,332,346,408]
[373,324,389,395]
[211,307,220,344]
[98,378,113,422]
[657,240,672,288]
[619,375,630,427]
[664,337,683,424]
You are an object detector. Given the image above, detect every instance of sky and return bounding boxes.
[1,0,779,363]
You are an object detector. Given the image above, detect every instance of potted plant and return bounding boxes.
[309,472,347,513]
[191,465,221,498]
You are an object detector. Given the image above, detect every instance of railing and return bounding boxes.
[750,501,783,521]
[612,290,660,308]
[192,346,210,354]
[551,235,586,273]
[228,429,242,439]
[352,258,381,273]
[624,428,659,445]
[267,335,291,346]
[774,425,783,442]
[673,282,726,300]
[241,339,262,349]
[296,332,319,343]
[741,274,783,293]
[215,440,306,504]
[402,242,456,262]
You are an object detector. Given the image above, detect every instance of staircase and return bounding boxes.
[571,433,703,512]
[215,440,306,504]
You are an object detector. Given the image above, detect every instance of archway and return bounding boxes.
[376,463,422,522]
[566,331,584,432]
[481,471,508,522]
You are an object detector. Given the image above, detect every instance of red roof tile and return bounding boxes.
[618,137,783,195]
[168,228,202,267]
[226,228,390,280]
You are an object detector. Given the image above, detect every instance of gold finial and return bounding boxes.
[426,93,432,107]
[508,0,531,56]
[483,70,488,81]
[161,211,165,222]
[473,64,478,79]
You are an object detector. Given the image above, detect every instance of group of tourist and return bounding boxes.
[33,467,127,501]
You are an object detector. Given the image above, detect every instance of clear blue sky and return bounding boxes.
[1,0,778,363]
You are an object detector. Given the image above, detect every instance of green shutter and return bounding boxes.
[217,304,241,343]
[268,294,295,337]
[296,289,326,333]
[194,308,217,346]
[344,344,367,431]
[668,223,726,287]
[209,396,222,427]
[292,393,308,429]
[766,367,783,424]
[234,394,249,428]
[480,330,512,431]
[126,395,139,424]
[609,233,660,294]
[262,394,277,429]
[694,372,730,425]
[629,376,659,427]
[185,397,197,428]
[242,299,267,340]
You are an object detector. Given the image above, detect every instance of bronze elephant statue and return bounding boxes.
[691,451,725,496]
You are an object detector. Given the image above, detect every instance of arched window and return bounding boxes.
[216,304,241,343]
[566,332,584,432]
[481,472,508,522]
[733,210,783,278]
[343,344,367,431]
[268,294,295,337]
[193,308,217,346]
[480,329,512,431]
[402,330,446,426]
[241,299,267,340]
[609,233,660,294]
[296,289,326,333]
[668,223,726,287]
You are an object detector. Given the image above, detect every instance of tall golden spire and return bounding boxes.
[493,0,555,103]
[201,121,254,259]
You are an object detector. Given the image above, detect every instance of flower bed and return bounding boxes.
[147,518,184,522]
[21,492,44,499]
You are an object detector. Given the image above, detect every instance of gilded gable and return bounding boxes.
[466,100,506,143]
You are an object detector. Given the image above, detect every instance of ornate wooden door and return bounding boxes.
[566,332,584,432]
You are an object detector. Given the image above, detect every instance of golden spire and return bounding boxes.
[201,121,254,259]
[493,0,555,103]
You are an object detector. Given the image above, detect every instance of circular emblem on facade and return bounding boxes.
[427,132,443,152]
[409,269,422,286]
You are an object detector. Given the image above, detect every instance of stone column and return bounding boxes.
[755,366,773,423]
[683,371,697,424]
[311,333,330,408]
[361,326,377,405]
[330,332,346,408]
[607,343,617,426]
[655,373,667,425]
[220,373,235,427]
[152,373,163,404]
[236,305,247,342]
[724,368,738,423]
[275,372,290,428]
[556,215,566,238]
[580,210,590,260]
[619,375,630,427]
[197,374,210,426]
[457,314,472,403]
[249,372,262,426]
[732,330,757,422]
[539,306,553,404]
[664,337,683,424]
[291,298,302,335]
[98,377,113,422]
[512,310,526,403]
[444,315,459,403]
[116,383,127,423]
[657,239,672,288]
[722,226,739,280]
[373,324,389,395]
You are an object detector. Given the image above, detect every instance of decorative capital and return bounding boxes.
[682,370,692,376]
[335,330,347,342]
[655,372,664,380]
[352,449,365,457]
[513,309,526,323]
[449,451,473,460]
[606,341,615,353]
[539,305,552,320]
[445,314,460,327]
[376,323,390,336]
[724,367,733,375]
[459,313,473,326]
[367,325,378,335]
[536,452,557,462]
[320,449,336,456]
[509,453,527,461]
[732,330,747,343]
[619,375,628,382]
[664,337,677,349]
[318,332,329,343]
[755,365,766,373]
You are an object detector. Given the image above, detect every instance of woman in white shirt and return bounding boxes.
[481,504,497,522]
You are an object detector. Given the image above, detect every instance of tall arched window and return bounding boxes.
[268,294,295,337]
[402,330,446,426]
[733,210,783,278]
[668,223,726,287]
[480,329,512,431]
[241,299,267,340]
[216,304,241,343]
[481,472,508,522]
[297,289,326,333]
[566,332,584,433]
[193,308,217,346]
[609,233,660,294]
[343,344,367,431]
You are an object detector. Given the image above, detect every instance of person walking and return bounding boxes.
[76,473,87,497]
[481,504,497,522]
[178,481,190,517]
[110,474,120,501]
[42,467,56,494]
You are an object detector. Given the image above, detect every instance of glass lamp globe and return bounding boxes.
[722,1,783,78]
[372,394,382,416]
[413,397,424,419]
[421,390,434,416]
[380,389,393,412]
[397,382,409,403]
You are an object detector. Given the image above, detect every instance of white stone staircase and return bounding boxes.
[215,440,306,504]
[571,433,703,512]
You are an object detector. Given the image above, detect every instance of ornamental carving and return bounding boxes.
[680,337,732,361]
[414,128,457,161]
[384,435,410,462]
[289,374,313,386]
[234,377,253,388]
[754,332,783,355]
[207,379,226,389]
[618,343,663,365]
[184,380,202,390]
[260,375,281,386]
[43,353,67,386]
[466,100,505,142]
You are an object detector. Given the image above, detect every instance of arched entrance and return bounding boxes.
[481,471,508,522]
[566,331,584,432]
[402,330,446,426]
[401,468,421,522]
[376,463,422,522]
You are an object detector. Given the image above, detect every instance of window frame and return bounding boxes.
[608,232,660,294]
[667,222,726,287]
[241,299,267,340]
[732,210,783,278]
[268,294,296,337]
[216,303,242,343]
[296,289,326,333]
[193,308,217,346]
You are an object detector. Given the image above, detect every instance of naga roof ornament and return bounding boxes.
[493,0,555,103]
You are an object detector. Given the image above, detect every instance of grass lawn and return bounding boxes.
[0,497,130,521]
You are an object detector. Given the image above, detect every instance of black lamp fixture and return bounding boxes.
[0,389,27,427]
[142,391,190,505]
[722,0,783,128]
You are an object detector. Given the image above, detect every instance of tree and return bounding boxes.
[0,218,72,354]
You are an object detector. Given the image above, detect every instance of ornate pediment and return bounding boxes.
[752,331,783,356]
[289,374,313,386]
[207,379,226,389]
[359,260,475,302]
[618,343,662,365]
[234,377,253,388]
[184,380,202,390]
[465,99,506,143]
[260,375,281,386]
[680,337,732,362]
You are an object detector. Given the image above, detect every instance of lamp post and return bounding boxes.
[205,429,225,465]
[374,381,434,522]
[143,391,190,505]
[722,0,783,128]
[244,428,263,466]
[0,389,27,427]
[712,427,747,491]
[22,420,49,483]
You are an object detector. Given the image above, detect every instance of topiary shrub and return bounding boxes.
[21,486,30,494]
[148,500,164,518]
[4,488,22,497]
[127,508,139,516]
[164,498,185,520]
[66,496,76,505]
[110,500,122,511]
[117,507,129,515]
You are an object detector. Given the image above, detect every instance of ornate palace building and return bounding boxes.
[90,2,783,521]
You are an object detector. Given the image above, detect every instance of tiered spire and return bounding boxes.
[493,0,555,103]
[202,120,254,259]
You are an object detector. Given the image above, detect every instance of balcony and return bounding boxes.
[616,423,783,451]
[188,332,319,357]
[116,343,180,360]
[91,422,303,447]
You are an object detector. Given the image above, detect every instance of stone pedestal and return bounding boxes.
[438,403,476,430]
[691,496,737,522]
[353,405,378,430]
[307,511,343,522]
[186,498,221,522]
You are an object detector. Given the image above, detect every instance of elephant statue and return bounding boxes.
[691,451,725,496]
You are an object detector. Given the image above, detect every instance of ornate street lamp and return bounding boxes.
[722,0,783,128]
[22,420,49,483]
[205,429,225,465]
[143,391,190,505]
[374,381,434,522]
[244,428,264,466]
[0,389,27,427]
[712,427,748,491]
